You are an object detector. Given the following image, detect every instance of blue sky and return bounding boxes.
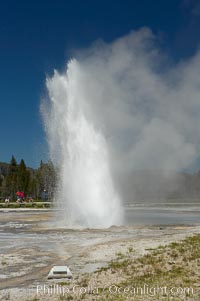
[1,0,200,168]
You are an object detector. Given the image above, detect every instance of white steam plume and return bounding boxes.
[70,28,200,174]
[42,27,200,224]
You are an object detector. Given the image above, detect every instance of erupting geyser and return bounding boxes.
[42,28,200,227]
[43,60,122,228]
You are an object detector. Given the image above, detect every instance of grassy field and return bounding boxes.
[72,234,200,301]
[0,201,51,208]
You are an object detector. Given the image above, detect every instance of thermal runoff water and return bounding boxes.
[43,60,122,228]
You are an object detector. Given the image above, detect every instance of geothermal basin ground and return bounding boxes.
[0,204,200,300]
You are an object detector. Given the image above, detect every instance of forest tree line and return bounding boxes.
[0,156,57,201]
[1,155,200,202]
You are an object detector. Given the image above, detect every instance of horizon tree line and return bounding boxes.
[0,155,57,200]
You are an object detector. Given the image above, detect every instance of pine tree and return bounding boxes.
[5,155,18,199]
[28,177,37,198]
[17,159,30,194]
[36,160,57,200]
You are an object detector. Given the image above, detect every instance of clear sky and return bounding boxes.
[1,0,200,168]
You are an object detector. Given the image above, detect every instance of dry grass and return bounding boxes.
[73,234,200,301]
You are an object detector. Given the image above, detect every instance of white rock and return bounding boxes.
[47,266,73,279]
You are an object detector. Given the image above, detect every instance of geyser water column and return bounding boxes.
[43,59,123,228]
